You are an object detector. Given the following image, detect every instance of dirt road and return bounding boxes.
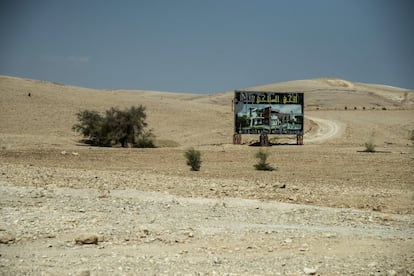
[305,116,344,143]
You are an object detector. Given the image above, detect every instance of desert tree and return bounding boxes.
[72,110,109,146]
[104,106,148,147]
[73,105,155,148]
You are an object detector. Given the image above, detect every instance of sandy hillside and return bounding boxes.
[1,75,413,148]
[1,75,414,275]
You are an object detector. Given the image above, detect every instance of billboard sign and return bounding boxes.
[234,91,304,135]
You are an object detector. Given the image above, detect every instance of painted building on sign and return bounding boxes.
[234,91,304,135]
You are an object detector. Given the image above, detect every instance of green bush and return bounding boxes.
[364,141,376,152]
[134,130,156,148]
[184,148,202,171]
[72,106,155,148]
[254,149,274,171]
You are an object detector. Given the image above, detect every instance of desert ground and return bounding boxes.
[0,75,413,275]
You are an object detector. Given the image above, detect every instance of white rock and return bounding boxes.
[304,267,317,275]
[387,270,397,276]
[0,232,15,244]
[213,256,222,265]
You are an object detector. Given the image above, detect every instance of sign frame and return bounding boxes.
[234,91,304,136]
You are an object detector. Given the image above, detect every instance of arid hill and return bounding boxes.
[1,75,413,274]
[1,74,413,212]
[0,75,413,148]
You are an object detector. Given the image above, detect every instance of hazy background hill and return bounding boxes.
[244,78,414,110]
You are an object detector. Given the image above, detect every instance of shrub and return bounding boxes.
[134,130,156,148]
[409,130,414,145]
[184,148,202,171]
[364,141,376,152]
[72,106,155,148]
[254,149,274,171]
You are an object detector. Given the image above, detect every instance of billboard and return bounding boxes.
[234,91,304,135]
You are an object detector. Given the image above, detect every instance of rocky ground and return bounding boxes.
[1,184,413,275]
[1,141,413,275]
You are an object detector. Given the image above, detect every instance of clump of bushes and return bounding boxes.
[72,106,155,148]
[254,149,274,171]
[184,148,202,171]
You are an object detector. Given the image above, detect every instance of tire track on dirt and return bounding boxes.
[305,116,343,143]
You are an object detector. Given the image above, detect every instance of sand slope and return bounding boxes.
[1,75,413,148]
[1,75,414,274]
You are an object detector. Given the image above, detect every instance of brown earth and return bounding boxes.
[0,75,413,275]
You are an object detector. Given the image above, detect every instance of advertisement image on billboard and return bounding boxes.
[234,91,304,135]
